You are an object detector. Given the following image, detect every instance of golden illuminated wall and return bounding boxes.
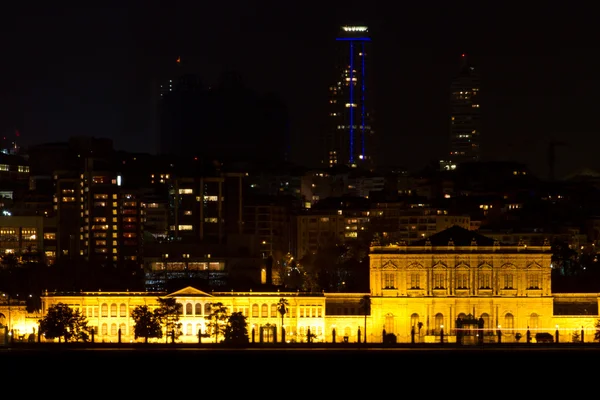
[367,242,600,342]
[0,303,41,340]
[368,242,554,342]
[33,239,600,344]
[40,287,330,343]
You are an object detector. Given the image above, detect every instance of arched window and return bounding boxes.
[530,313,539,330]
[435,313,444,334]
[119,323,126,335]
[271,304,277,318]
[101,303,108,317]
[195,303,202,315]
[186,303,193,315]
[204,303,211,315]
[261,304,268,318]
[120,304,127,317]
[111,323,117,336]
[186,323,193,335]
[252,304,259,318]
[385,314,394,333]
[101,323,108,335]
[481,313,491,333]
[410,313,420,330]
[110,303,117,317]
[176,302,183,314]
[504,313,514,332]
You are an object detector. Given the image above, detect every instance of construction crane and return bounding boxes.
[548,140,568,181]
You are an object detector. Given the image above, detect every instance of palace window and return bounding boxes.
[409,274,420,289]
[383,272,396,289]
[503,274,514,289]
[433,273,445,289]
[456,272,469,289]
[479,273,491,289]
[528,274,541,289]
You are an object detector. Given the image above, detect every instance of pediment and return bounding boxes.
[166,286,213,297]
[526,261,542,269]
[381,260,398,270]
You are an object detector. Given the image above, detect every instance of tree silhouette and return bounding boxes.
[277,297,289,342]
[595,320,600,342]
[39,302,89,342]
[154,297,182,343]
[131,305,163,343]
[204,302,229,343]
[359,295,371,344]
[224,311,249,345]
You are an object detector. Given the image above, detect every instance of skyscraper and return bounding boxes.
[324,25,374,169]
[157,59,289,164]
[443,53,481,170]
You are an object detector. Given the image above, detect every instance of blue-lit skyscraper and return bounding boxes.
[324,25,374,169]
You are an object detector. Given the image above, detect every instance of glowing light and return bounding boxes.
[342,26,368,32]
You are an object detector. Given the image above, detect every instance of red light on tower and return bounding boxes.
[462,53,466,57]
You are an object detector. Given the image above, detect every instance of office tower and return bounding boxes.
[157,60,289,164]
[54,157,143,268]
[324,25,374,169]
[443,54,481,170]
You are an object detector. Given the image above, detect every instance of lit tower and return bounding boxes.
[324,25,374,169]
[442,53,481,170]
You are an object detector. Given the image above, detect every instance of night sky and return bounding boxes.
[1,2,598,179]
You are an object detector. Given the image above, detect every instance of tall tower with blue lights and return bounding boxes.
[324,25,374,169]
[442,53,481,170]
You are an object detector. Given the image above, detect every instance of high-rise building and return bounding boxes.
[324,25,374,169]
[442,54,481,170]
[157,60,288,164]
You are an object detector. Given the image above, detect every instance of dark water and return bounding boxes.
[2,345,594,393]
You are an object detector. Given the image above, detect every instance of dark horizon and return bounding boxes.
[1,3,598,179]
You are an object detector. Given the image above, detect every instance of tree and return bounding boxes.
[131,305,163,343]
[359,295,371,344]
[595,320,600,342]
[224,311,249,345]
[39,302,89,343]
[204,302,229,343]
[277,297,289,342]
[154,297,182,343]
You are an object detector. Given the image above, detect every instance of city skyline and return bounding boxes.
[1,3,598,179]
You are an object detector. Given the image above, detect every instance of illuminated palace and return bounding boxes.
[3,226,599,344]
[324,25,374,169]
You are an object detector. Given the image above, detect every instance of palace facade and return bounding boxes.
[3,226,599,344]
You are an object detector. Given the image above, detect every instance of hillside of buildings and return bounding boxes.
[1,138,600,311]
